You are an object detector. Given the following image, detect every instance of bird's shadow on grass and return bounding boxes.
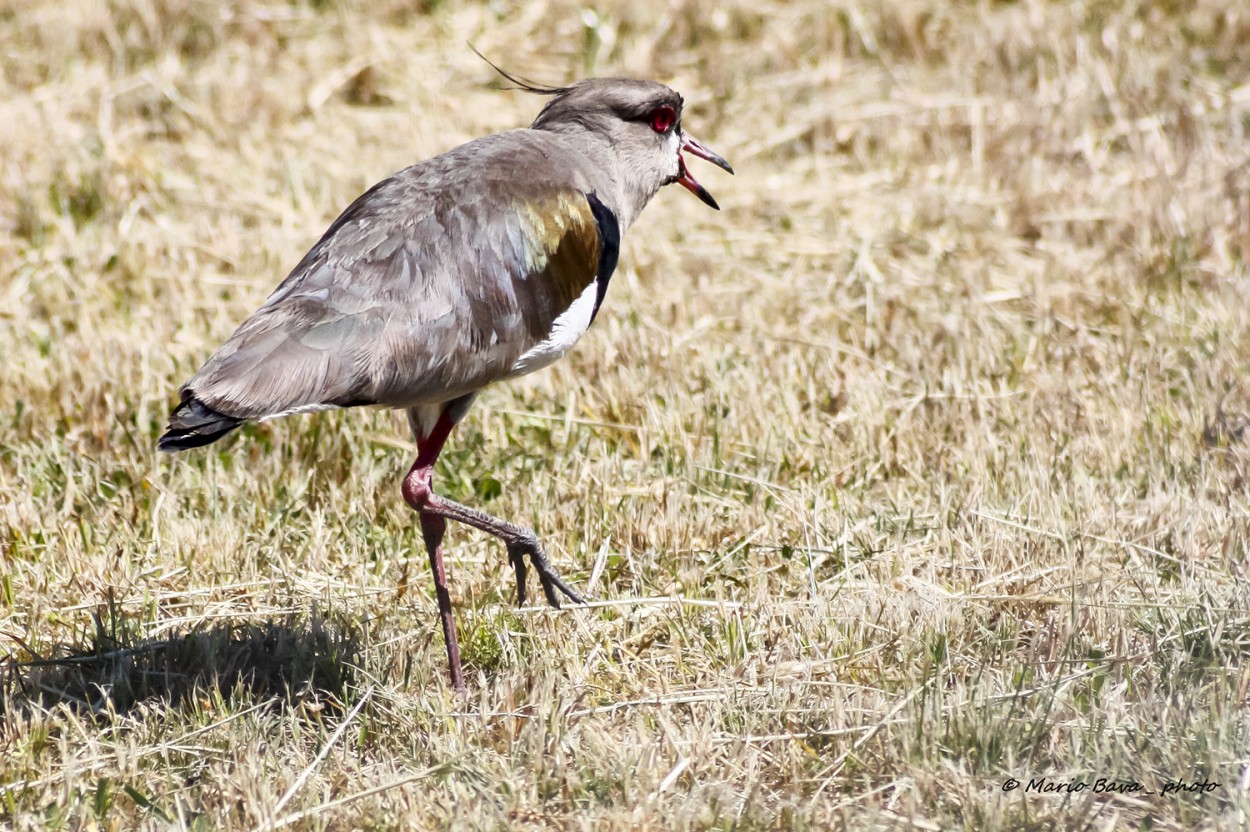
[1,606,362,721]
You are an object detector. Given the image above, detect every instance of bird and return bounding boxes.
[158,72,732,692]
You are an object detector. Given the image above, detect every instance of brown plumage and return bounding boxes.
[160,76,732,691]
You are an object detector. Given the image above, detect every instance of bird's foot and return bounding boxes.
[507,539,587,608]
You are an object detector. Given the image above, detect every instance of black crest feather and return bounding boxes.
[469,44,568,96]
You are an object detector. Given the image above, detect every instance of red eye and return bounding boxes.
[650,105,676,133]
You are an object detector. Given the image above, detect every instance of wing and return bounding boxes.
[182,132,622,421]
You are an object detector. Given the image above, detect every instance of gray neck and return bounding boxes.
[539,123,661,232]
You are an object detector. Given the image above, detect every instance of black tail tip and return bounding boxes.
[158,395,244,452]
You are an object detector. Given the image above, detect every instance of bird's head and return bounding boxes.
[526,78,734,214]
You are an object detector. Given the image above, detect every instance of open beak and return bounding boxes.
[677,132,734,210]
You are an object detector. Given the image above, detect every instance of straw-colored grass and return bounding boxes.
[3,0,1249,828]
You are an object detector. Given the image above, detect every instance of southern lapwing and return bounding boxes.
[159,76,732,691]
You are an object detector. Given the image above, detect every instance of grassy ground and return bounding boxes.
[3,0,1250,828]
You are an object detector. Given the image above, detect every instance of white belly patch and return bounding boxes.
[509,280,599,376]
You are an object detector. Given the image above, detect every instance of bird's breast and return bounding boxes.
[508,278,601,377]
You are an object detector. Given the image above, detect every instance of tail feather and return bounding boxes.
[158,394,244,451]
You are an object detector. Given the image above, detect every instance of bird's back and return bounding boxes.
[172,130,620,435]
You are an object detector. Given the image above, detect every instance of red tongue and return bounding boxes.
[677,156,720,210]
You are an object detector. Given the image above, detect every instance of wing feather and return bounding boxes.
[184,131,618,421]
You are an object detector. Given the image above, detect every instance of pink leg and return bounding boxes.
[402,414,464,692]
[401,409,585,691]
[417,509,461,692]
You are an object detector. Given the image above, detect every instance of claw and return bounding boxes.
[509,544,530,606]
[536,563,586,606]
[507,539,587,607]
[530,546,585,606]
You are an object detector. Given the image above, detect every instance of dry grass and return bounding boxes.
[3,0,1250,828]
